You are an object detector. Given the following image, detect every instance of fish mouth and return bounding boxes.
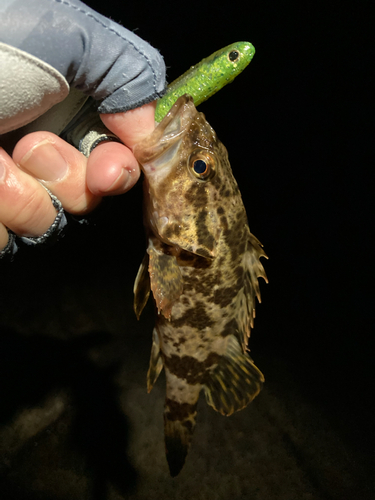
[133,94,197,172]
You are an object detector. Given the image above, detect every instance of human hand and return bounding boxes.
[0,0,165,255]
[0,102,156,250]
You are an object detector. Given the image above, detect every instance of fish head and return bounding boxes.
[133,94,240,259]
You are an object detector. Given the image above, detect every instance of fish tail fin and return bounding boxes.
[163,393,199,477]
[203,335,264,416]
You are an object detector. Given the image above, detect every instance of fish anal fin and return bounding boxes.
[147,328,164,393]
[203,335,264,416]
[148,243,183,319]
[164,398,198,477]
[133,252,151,320]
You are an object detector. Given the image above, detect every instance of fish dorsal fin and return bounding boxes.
[147,328,164,392]
[203,335,264,416]
[236,231,268,351]
[245,231,268,304]
[148,239,183,320]
[133,252,151,320]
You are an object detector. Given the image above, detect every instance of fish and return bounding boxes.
[133,94,267,476]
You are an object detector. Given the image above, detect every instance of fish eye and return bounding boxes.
[193,159,208,175]
[228,50,240,62]
[189,150,215,180]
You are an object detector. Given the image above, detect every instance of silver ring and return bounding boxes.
[79,129,122,158]
[0,186,67,259]
[19,186,67,246]
[0,231,18,260]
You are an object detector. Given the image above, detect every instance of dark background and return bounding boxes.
[90,0,374,441]
[0,0,373,498]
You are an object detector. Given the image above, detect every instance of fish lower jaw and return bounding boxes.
[142,140,180,182]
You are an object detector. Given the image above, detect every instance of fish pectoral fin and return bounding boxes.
[148,244,183,319]
[147,328,164,392]
[133,252,151,320]
[164,398,198,477]
[203,335,264,416]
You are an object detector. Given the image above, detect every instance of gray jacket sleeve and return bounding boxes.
[0,0,166,118]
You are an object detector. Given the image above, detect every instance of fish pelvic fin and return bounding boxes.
[148,241,183,319]
[203,335,264,416]
[147,328,164,393]
[133,252,151,320]
[164,397,198,477]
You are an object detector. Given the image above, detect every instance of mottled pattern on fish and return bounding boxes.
[133,95,267,476]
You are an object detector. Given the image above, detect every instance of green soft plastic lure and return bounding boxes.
[75,42,254,156]
[155,41,255,123]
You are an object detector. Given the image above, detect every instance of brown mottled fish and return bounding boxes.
[133,94,267,476]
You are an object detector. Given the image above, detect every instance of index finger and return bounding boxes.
[99,101,156,151]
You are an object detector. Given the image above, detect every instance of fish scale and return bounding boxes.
[133,95,267,476]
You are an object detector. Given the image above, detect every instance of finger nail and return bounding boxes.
[102,168,132,194]
[19,140,68,181]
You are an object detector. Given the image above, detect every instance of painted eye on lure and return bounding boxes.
[228,50,240,62]
[189,150,215,180]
